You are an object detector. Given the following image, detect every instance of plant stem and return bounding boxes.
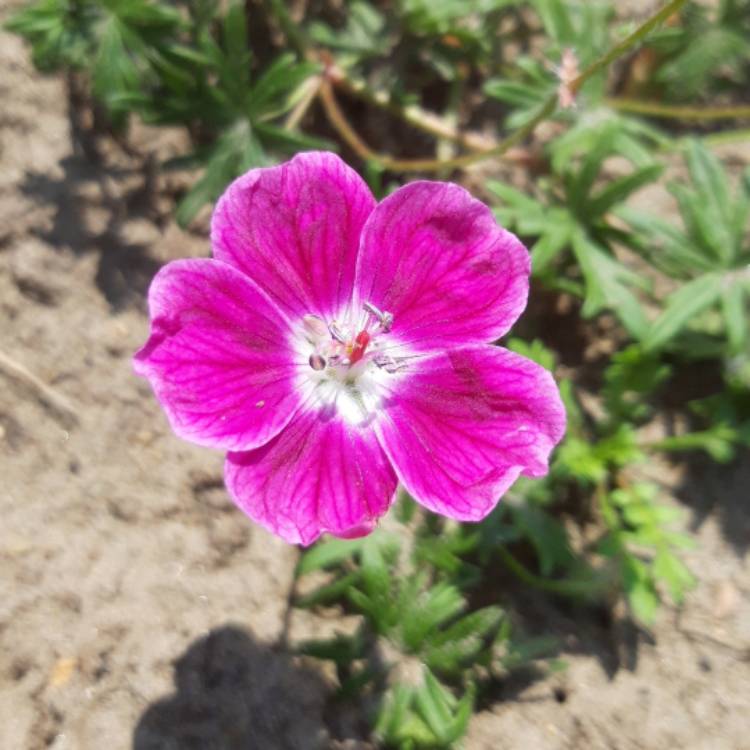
[607,98,750,121]
[317,0,688,172]
[318,78,555,172]
[569,0,687,94]
[333,72,496,152]
[497,546,602,599]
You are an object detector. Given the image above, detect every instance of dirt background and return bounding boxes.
[1,2,749,747]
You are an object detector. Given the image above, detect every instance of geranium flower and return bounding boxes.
[134,152,565,545]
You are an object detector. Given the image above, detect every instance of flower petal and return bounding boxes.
[211,151,376,320]
[225,407,398,545]
[355,181,530,351]
[134,259,302,451]
[375,345,565,521]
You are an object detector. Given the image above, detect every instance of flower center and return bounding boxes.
[297,302,402,425]
[303,301,396,376]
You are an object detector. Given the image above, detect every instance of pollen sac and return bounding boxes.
[309,353,327,371]
[303,314,328,340]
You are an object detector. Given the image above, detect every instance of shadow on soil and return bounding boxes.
[672,453,750,557]
[19,152,162,312]
[132,625,333,750]
[18,79,168,311]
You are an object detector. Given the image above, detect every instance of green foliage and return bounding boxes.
[490,118,664,337]
[649,0,750,100]
[603,483,696,624]
[484,0,614,127]
[7,0,323,223]
[296,526,559,749]
[621,141,750,356]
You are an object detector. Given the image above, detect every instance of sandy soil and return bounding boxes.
[1,4,749,748]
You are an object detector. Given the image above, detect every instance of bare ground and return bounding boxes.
[1,6,749,748]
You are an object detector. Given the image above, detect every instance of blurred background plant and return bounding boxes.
[8,0,749,746]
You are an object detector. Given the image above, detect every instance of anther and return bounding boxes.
[328,322,347,344]
[309,353,327,371]
[363,301,383,319]
[363,301,393,332]
[303,314,328,340]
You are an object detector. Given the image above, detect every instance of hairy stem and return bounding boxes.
[607,98,750,121]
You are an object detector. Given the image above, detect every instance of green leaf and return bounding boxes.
[414,669,453,742]
[653,549,695,604]
[722,278,749,353]
[424,607,504,674]
[401,582,465,652]
[627,579,659,625]
[622,556,658,625]
[530,218,573,274]
[587,164,663,219]
[223,0,249,88]
[617,206,712,276]
[568,125,617,210]
[505,338,556,371]
[297,537,365,575]
[571,231,649,338]
[297,631,365,664]
[510,504,573,576]
[294,572,360,609]
[643,273,724,350]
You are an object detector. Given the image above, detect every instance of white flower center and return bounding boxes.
[295,302,406,425]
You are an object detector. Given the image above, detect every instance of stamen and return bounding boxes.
[303,314,328,340]
[373,353,406,373]
[328,322,347,344]
[309,353,327,371]
[363,301,393,332]
[363,301,384,319]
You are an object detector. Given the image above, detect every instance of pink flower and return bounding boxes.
[134,152,565,545]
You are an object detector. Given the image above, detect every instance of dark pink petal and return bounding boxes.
[225,407,398,545]
[376,346,565,521]
[355,181,530,351]
[134,259,302,451]
[211,151,376,320]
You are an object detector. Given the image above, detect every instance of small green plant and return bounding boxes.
[621,140,750,356]
[296,528,560,749]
